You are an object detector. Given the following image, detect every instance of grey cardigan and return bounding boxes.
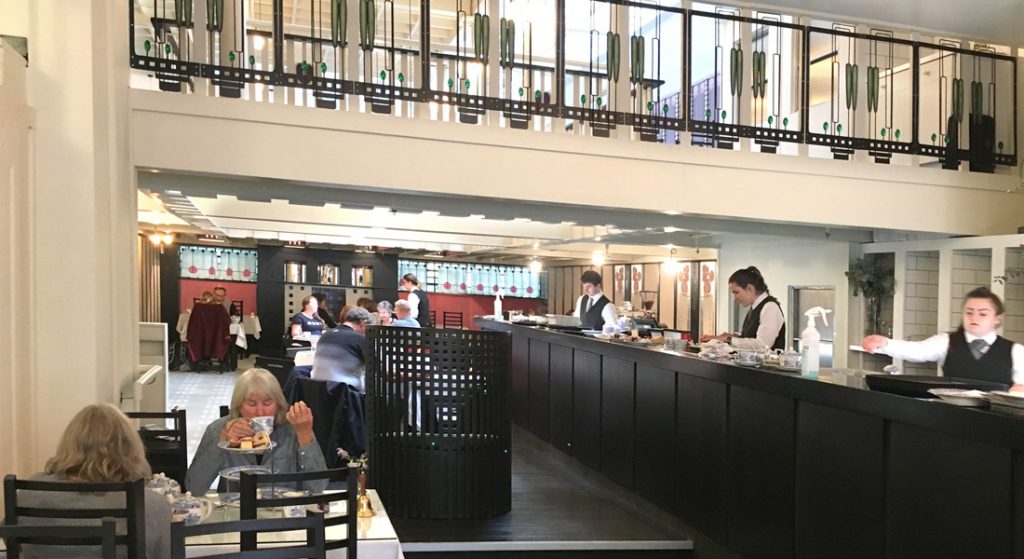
[184,416,328,494]
[19,473,171,559]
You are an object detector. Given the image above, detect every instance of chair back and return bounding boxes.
[0,517,118,559]
[170,514,326,559]
[126,408,188,486]
[3,475,146,559]
[239,467,357,558]
[442,311,464,329]
[428,310,437,327]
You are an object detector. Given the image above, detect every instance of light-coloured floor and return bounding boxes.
[167,356,255,462]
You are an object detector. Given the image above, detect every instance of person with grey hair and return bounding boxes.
[310,306,372,462]
[376,300,394,326]
[392,299,421,327]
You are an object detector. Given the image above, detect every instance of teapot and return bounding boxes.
[779,348,802,368]
[146,473,181,503]
[170,491,213,526]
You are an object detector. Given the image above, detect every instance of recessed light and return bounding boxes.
[663,209,680,215]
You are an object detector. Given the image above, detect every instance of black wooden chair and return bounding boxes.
[428,310,437,327]
[126,408,188,486]
[170,514,327,559]
[443,311,464,329]
[239,467,358,557]
[0,517,118,558]
[3,475,146,559]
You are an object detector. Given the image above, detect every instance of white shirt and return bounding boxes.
[407,290,421,319]
[573,291,619,328]
[732,292,785,351]
[879,330,1024,385]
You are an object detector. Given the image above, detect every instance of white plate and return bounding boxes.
[218,440,277,454]
[770,364,802,373]
[927,388,990,407]
[733,359,762,367]
[985,391,1024,408]
[219,465,273,482]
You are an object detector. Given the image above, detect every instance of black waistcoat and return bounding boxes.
[942,328,1013,386]
[415,289,432,327]
[741,295,786,350]
[581,295,612,330]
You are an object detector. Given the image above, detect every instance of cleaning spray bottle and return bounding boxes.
[800,307,832,379]
[494,289,504,320]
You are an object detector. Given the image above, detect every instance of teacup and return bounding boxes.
[736,350,762,365]
[250,416,275,435]
[781,353,802,368]
[281,491,306,518]
[171,492,213,526]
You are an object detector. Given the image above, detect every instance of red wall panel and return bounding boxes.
[179,279,258,315]
[394,292,545,329]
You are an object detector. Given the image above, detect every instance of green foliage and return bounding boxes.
[845,255,895,298]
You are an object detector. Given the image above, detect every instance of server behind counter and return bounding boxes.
[573,270,619,331]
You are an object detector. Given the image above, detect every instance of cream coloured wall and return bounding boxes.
[715,234,853,368]
[0,38,36,494]
[129,90,1024,237]
[0,0,28,38]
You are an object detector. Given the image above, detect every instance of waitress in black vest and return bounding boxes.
[573,270,619,331]
[862,287,1024,390]
[701,266,786,350]
[401,273,432,327]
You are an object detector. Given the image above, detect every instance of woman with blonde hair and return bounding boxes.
[21,403,171,558]
[185,368,327,493]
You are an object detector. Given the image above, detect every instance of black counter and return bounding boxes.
[478,319,1024,559]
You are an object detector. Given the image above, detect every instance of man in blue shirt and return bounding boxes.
[391,300,421,328]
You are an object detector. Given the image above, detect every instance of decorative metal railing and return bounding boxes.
[129,0,1018,171]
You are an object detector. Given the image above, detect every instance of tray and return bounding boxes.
[865,374,1008,399]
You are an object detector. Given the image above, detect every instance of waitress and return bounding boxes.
[862,286,1024,390]
[701,266,786,350]
[290,295,325,338]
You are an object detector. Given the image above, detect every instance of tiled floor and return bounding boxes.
[167,356,255,462]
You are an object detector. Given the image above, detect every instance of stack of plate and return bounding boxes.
[985,391,1024,414]
[927,388,990,407]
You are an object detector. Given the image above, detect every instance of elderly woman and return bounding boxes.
[376,300,394,326]
[21,403,171,559]
[185,368,327,493]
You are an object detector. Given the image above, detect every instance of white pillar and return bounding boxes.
[26,0,137,469]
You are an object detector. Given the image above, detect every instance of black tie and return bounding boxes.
[583,296,592,315]
[969,339,989,360]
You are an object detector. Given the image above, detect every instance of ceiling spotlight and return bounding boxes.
[532,241,540,249]
[592,250,606,267]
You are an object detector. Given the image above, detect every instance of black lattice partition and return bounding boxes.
[366,326,511,519]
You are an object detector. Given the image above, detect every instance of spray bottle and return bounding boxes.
[494,289,504,320]
[800,307,832,378]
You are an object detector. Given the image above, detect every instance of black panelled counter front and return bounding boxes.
[478,319,1024,559]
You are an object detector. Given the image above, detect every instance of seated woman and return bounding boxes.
[376,300,394,326]
[21,403,171,559]
[185,368,328,493]
[290,295,325,339]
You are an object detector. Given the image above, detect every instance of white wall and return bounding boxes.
[130,91,1024,237]
[0,38,36,495]
[715,234,852,367]
[0,0,28,37]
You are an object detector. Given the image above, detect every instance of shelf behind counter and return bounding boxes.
[477,318,1024,559]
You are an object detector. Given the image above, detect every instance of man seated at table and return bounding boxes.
[311,307,372,463]
[391,299,421,327]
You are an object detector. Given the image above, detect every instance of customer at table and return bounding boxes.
[862,286,1024,391]
[213,285,240,317]
[573,270,618,331]
[311,307,372,462]
[313,292,338,329]
[401,273,433,327]
[21,403,171,559]
[701,266,786,351]
[290,295,325,338]
[392,299,421,327]
[377,300,394,326]
[185,368,327,493]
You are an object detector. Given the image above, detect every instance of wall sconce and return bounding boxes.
[664,248,679,273]
[148,231,175,253]
[592,245,608,267]
[530,258,543,274]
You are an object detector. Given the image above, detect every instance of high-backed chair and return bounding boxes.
[3,475,146,559]
[442,311,464,329]
[126,408,188,486]
[0,517,118,558]
[239,467,358,558]
[170,514,327,559]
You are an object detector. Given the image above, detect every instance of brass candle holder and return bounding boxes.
[355,458,375,518]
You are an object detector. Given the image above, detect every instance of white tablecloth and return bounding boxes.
[185,490,403,559]
[178,313,261,347]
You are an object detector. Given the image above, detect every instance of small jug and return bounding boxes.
[780,348,802,368]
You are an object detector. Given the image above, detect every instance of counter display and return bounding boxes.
[478,319,1024,559]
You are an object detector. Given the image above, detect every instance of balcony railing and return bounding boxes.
[129,0,1018,172]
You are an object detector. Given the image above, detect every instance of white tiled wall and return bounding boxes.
[950,249,993,327]
[1002,248,1024,344]
[903,252,939,375]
